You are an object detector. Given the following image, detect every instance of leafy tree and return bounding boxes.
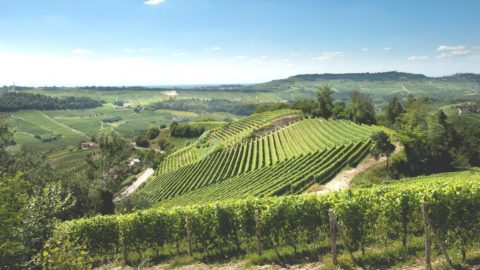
[0,119,15,174]
[135,136,150,148]
[350,90,376,125]
[0,174,30,269]
[146,125,160,140]
[316,85,334,118]
[22,182,75,255]
[425,110,456,172]
[385,95,403,128]
[370,131,396,172]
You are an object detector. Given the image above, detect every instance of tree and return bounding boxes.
[316,85,334,119]
[135,136,150,148]
[0,119,15,174]
[370,131,396,172]
[0,174,30,269]
[350,90,376,125]
[385,95,403,128]
[146,125,160,140]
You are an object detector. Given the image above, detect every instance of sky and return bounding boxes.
[1,0,480,86]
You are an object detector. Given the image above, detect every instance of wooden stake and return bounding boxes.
[329,209,338,265]
[422,202,432,270]
[185,216,193,256]
[255,211,263,255]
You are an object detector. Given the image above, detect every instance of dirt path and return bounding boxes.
[401,84,413,94]
[118,168,155,198]
[317,143,402,195]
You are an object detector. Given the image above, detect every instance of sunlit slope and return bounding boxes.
[138,118,376,204]
[157,109,301,174]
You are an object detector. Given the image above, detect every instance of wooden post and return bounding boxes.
[185,216,193,256]
[329,209,338,265]
[255,210,263,255]
[422,202,432,270]
[123,246,129,265]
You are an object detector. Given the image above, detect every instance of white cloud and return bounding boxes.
[72,48,92,55]
[290,52,302,57]
[228,55,248,61]
[312,51,344,62]
[408,55,429,61]
[361,48,368,52]
[260,55,268,59]
[205,46,221,51]
[144,0,166,5]
[437,45,470,58]
[383,47,392,51]
[171,52,188,57]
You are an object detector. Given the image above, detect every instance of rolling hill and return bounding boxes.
[136,110,378,205]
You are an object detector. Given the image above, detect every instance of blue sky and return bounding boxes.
[1,0,479,86]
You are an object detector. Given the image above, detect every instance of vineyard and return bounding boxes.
[44,171,480,269]
[154,142,370,206]
[138,118,376,204]
[156,109,302,174]
[49,148,99,176]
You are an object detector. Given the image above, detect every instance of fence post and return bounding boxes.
[185,216,193,257]
[329,209,338,265]
[255,210,263,255]
[422,202,432,270]
[123,246,129,265]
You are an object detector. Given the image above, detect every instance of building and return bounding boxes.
[80,141,98,149]
[172,116,189,122]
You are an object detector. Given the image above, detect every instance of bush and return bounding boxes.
[146,126,160,140]
[135,136,149,148]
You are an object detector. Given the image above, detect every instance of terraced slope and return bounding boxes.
[49,149,99,176]
[157,109,301,174]
[138,118,376,204]
[156,141,370,207]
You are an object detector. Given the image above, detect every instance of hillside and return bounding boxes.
[135,110,377,205]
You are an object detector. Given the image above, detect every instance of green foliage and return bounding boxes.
[370,131,396,172]
[0,92,102,111]
[316,85,334,119]
[0,174,30,269]
[135,135,150,148]
[385,95,404,127]
[146,125,160,140]
[349,90,376,125]
[45,171,480,268]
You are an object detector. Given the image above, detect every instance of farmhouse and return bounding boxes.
[172,116,189,122]
[80,141,98,149]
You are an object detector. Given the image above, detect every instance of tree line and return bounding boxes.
[0,92,102,111]
[147,98,257,116]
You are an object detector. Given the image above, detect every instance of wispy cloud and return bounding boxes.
[228,55,248,61]
[144,0,166,6]
[361,48,369,52]
[72,48,92,55]
[383,47,392,51]
[312,51,344,62]
[172,52,188,57]
[408,55,429,61]
[205,46,221,51]
[437,45,470,58]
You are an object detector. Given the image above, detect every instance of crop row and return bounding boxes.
[157,109,301,174]
[157,141,370,207]
[140,120,375,203]
[45,172,480,268]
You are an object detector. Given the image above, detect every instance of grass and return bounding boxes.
[350,161,393,188]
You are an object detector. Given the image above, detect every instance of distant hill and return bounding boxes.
[282,71,429,82]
